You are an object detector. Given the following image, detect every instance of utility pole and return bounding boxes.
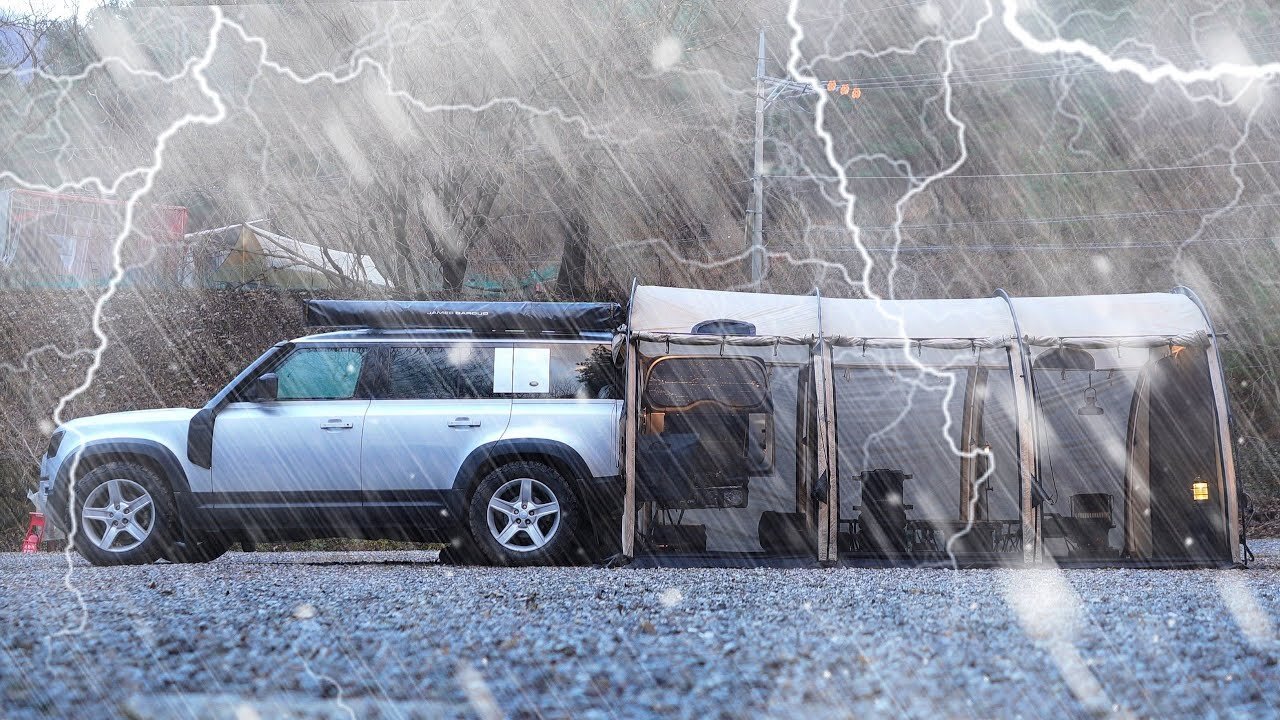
[748,32,831,287]
[750,30,767,287]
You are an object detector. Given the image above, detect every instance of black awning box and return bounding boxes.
[304,299,623,334]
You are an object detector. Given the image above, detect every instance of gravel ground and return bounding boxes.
[2,543,1279,720]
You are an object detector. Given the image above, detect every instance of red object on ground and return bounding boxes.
[21,512,45,553]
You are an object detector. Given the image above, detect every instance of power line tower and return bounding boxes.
[749,30,861,286]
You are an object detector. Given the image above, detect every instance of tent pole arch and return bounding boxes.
[1172,286,1241,565]
[995,289,1040,564]
[621,276,640,560]
[813,288,839,565]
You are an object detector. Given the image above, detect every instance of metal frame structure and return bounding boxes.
[995,289,1041,563]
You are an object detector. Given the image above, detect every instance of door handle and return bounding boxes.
[321,419,354,430]
[448,417,481,428]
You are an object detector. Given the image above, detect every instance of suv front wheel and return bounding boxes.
[468,462,578,566]
[69,462,175,566]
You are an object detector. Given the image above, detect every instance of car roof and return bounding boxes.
[292,328,614,344]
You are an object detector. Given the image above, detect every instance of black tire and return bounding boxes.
[67,462,176,567]
[467,461,579,566]
[437,535,489,566]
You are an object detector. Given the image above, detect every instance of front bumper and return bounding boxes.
[35,456,67,540]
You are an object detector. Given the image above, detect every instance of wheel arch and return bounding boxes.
[51,439,195,531]
[57,439,190,489]
[453,438,594,503]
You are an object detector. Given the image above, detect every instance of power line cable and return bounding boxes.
[789,23,1280,92]
[801,199,1280,231]
[812,234,1280,253]
[810,31,1280,88]
[764,157,1280,181]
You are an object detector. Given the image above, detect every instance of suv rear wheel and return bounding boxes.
[70,462,175,566]
[468,461,578,566]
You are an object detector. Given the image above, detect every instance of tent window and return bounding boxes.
[832,346,1021,562]
[692,319,757,336]
[1030,344,1228,563]
[645,356,770,412]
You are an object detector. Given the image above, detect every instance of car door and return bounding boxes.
[212,345,370,504]
[361,342,514,501]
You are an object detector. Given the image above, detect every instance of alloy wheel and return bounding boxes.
[486,477,561,552]
[80,478,155,553]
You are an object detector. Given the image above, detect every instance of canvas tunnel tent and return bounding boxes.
[620,284,1240,567]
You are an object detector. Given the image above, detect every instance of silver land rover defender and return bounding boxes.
[41,300,624,566]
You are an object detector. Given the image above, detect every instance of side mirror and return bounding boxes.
[251,373,279,402]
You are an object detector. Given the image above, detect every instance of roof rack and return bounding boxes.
[304,300,623,334]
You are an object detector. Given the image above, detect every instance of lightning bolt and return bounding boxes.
[784,0,998,575]
[996,0,1275,267]
[299,651,357,720]
[222,18,620,144]
[1000,0,1280,86]
[3,19,693,695]
[30,6,231,640]
[2,4,630,642]
[769,0,1280,711]
[776,0,1278,568]
[9,6,1277,707]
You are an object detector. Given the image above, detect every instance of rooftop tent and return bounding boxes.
[623,285,831,565]
[1007,292,1236,565]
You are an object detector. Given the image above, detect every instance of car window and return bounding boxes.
[511,344,619,399]
[275,348,367,400]
[384,345,501,399]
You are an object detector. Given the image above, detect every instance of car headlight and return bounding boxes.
[46,430,65,458]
